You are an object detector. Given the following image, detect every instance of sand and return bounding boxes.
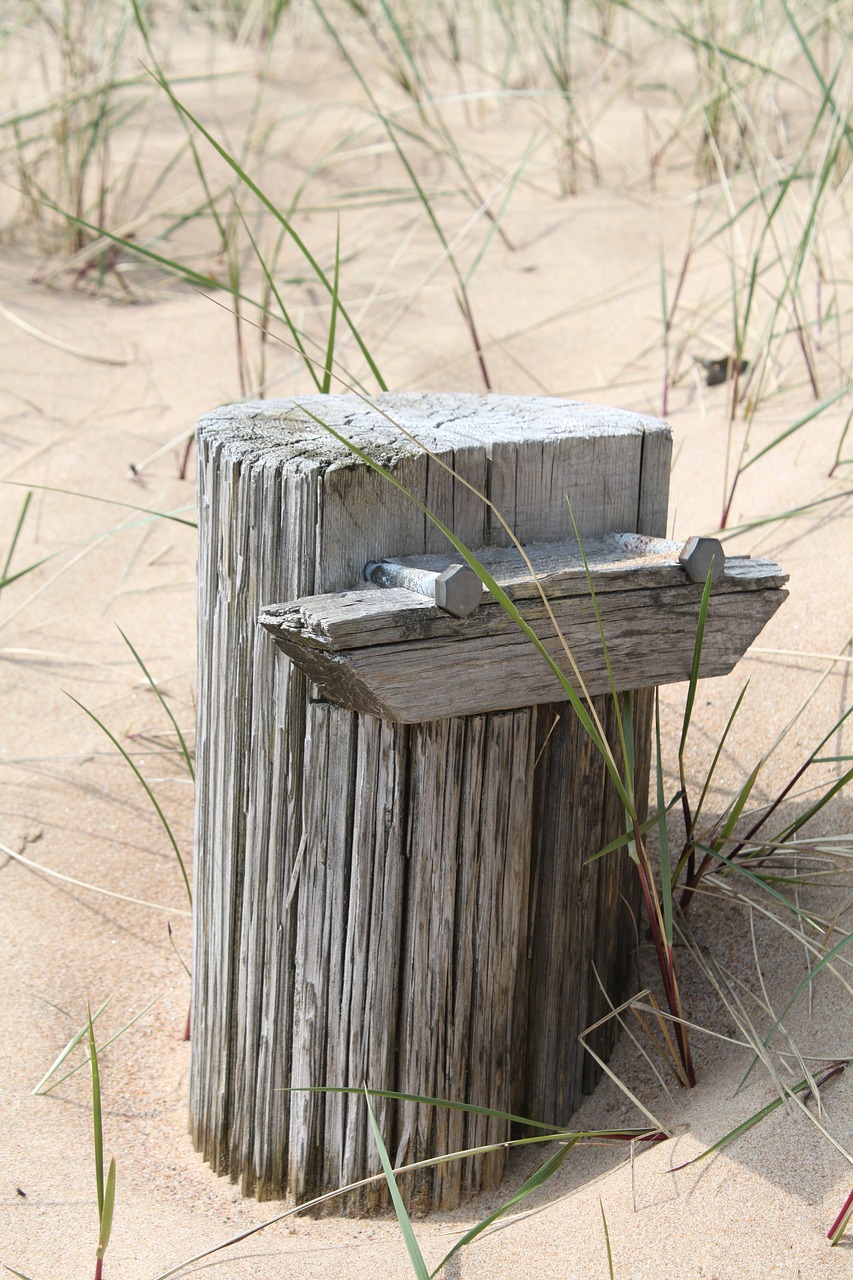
[1,8,852,1278]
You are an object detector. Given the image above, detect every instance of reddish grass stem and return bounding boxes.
[828,1184,853,1243]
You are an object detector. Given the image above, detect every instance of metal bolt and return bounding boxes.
[364,559,483,618]
[604,532,725,584]
[677,535,725,584]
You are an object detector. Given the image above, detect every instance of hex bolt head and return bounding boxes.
[364,558,483,617]
[434,564,483,617]
[678,535,725,584]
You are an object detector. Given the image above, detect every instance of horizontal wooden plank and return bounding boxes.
[259,551,787,722]
[261,547,785,655]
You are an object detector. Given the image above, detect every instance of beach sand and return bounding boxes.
[1,8,852,1277]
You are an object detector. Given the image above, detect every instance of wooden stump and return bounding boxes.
[191,393,670,1210]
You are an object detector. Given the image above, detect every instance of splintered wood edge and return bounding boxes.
[259,580,789,722]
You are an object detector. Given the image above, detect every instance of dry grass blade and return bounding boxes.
[0,840,191,916]
[32,996,111,1095]
[37,995,162,1097]
[311,0,492,388]
[0,301,127,365]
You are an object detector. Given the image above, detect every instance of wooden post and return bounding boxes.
[191,393,671,1211]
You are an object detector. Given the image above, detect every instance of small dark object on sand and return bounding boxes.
[694,354,750,386]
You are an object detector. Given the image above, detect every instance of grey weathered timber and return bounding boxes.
[191,392,672,1212]
[259,542,787,722]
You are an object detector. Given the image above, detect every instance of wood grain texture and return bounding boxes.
[191,393,673,1211]
[259,552,787,722]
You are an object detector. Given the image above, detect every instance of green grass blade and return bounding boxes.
[724,60,840,346]
[655,10,796,82]
[721,489,853,537]
[780,0,853,148]
[285,1085,567,1132]
[433,1140,578,1275]
[289,1088,661,1148]
[88,1005,104,1220]
[29,191,240,298]
[311,2,490,388]
[600,1198,614,1280]
[321,219,341,395]
[41,995,162,1096]
[236,209,323,393]
[689,682,750,841]
[0,490,32,592]
[769,761,853,849]
[149,1123,663,1280]
[715,761,762,848]
[673,1082,796,1169]
[97,1157,116,1258]
[167,921,191,978]
[0,554,57,592]
[377,0,424,101]
[695,843,822,929]
[585,793,682,864]
[117,627,194,781]
[678,565,715,765]
[622,692,636,805]
[33,995,112,1095]
[364,1089,429,1280]
[130,0,228,248]
[655,693,672,945]
[672,683,751,889]
[463,137,536,285]
[65,693,191,905]
[371,0,525,258]
[676,1065,845,1172]
[551,503,631,791]
[677,564,715,837]
[740,384,852,472]
[141,65,387,392]
[831,408,853,476]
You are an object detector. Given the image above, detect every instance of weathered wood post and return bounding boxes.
[191,392,786,1212]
